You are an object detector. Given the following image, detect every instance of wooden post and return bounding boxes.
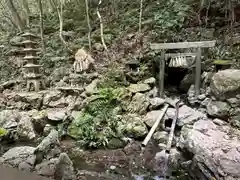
[159,51,165,97]
[195,47,202,96]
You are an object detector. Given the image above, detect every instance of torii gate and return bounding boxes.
[150,40,216,97]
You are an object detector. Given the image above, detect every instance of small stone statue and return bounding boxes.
[73,48,95,73]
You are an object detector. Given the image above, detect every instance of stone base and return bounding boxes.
[26,79,45,92]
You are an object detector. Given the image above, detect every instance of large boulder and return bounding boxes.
[144,110,163,128]
[124,114,148,138]
[206,100,230,120]
[164,105,206,127]
[17,112,37,140]
[0,129,76,179]
[85,79,99,96]
[127,93,150,115]
[0,110,20,129]
[179,119,240,180]
[0,110,37,141]
[0,146,36,170]
[54,153,76,180]
[210,69,240,100]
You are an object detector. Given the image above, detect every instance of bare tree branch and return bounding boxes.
[96,0,108,52]
[36,0,45,49]
[85,0,92,51]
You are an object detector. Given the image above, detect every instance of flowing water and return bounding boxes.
[0,135,189,180]
[64,139,189,180]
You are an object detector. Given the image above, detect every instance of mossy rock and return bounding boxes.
[107,138,126,149]
[212,60,232,65]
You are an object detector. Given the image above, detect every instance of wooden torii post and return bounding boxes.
[150,41,216,97]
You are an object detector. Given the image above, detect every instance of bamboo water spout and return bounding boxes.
[163,100,181,179]
[142,104,169,147]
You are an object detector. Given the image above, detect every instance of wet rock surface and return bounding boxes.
[165,105,206,127]
[179,119,240,180]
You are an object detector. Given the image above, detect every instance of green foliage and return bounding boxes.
[69,87,125,149]
[0,128,8,137]
[152,0,192,37]
[98,69,127,88]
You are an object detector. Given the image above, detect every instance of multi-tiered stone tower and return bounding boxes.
[21,32,45,91]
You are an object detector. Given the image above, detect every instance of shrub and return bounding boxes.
[0,128,8,137]
[69,87,126,148]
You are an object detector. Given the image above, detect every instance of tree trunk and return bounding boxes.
[96,0,108,52]
[85,0,92,51]
[139,0,143,33]
[58,0,67,46]
[21,0,30,27]
[5,0,25,31]
[36,0,45,49]
[51,0,71,52]
[0,1,17,29]
[48,0,55,12]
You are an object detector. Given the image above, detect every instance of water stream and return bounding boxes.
[64,139,189,180]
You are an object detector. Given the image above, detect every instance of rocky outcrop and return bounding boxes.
[5,92,44,110]
[179,119,240,180]
[0,90,84,112]
[0,129,76,180]
[210,69,240,100]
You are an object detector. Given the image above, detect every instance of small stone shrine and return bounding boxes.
[21,32,45,91]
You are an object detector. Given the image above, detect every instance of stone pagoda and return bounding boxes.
[21,32,45,91]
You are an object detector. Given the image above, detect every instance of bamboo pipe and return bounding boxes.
[142,104,169,147]
[163,100,181,179]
